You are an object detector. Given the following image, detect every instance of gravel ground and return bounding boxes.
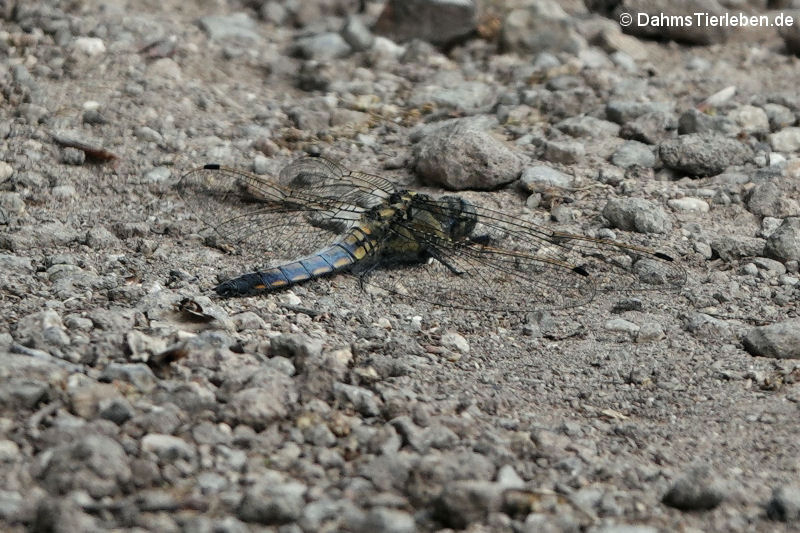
[2,0,800,531]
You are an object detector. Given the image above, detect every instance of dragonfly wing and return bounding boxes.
[176,164,368,267]
[279,157,396,209]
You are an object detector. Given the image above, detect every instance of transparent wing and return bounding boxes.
[174,157,395,267]
[360,197,686,313]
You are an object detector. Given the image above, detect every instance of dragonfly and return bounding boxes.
[174,156,686,313]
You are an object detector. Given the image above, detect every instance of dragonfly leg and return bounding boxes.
[427,250,465,276]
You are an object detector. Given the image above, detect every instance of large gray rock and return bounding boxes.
[602,198,671,234]
[659,134,752,176]
[766,217,800,262]
[743,319,800,359]
[413,118,524,190]
[373,0,475,46]
[34,435,131,498]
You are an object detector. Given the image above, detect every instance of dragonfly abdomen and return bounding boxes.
[214,223,378,297]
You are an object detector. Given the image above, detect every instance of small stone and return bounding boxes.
[0,440,21,462]
[413,118,523,190]
[637,322,665,342]
[52,185,76,199]
[342,15,374,52]
[294,32,351,60]
[0,161,13,182]
[660,134,752,177]
[496,465,525,490]
[610,140,656,168]
[662,466,726,511]
[231,311,266,331]
[73,37,106,56]
[763,104,795,131]
[85,225,119,248]
[543,139,584,164]
[34,435,131,497]
[435,480,503,529]
[141,434,196,462]
[144,166,171,183]
[359,507,415,533]
[606,101,673,124]
[82,109,107,125]
[747,182,799,218]
[520,165,573,190]
[229,380,298,431]
[556,115,620,138]
[678,108,738,136]
[667,197,709,212]
[199,13,259,42]
[441,331,469,353]
[604,318,640,335]
[743,319,800,359]
[136,126,163,144]
[766,485,800,522]
[602,198,671,234]
[100,363,157,392]
[766,217,800,262]
[619,111,677,145]
[769,127,800,153]
[61,147,85,165]
[238,477,307,524]
[501,4,585,55]
[99,397,135,425]
[609,0,728,45]
[711,235,766,261]
[333,383,381,417]
[728,105,769,135]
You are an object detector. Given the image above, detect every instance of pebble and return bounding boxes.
[765,217,800,262]
[556,115,620,138]
[763,103,795,131]
[602,198,671,234]
[711,235,766,261]
[413,118,524,190]
[610,140,656,168]
[435,480,503,529]
[60,147,85,165]
[604,318,640,335]
[662,466,726,511]
[544,139,584,164]
[637,322,665,342]
[333,383,381,417]
[73,37,106,56]
[294,32,352,60]
[238,477,307,524]
[358,507,416,533]
[342,15,374,52]
[136,126,163,144]
[728,105,769,135]
[667,197,709,212]
[769,127,800,153]
[440,330,469,354]
[34,435,131,497]
[0,161,14,182]
[141,433,197,462]
[677,109,738,136]
[747,182,798,218]
[619,111,677,145]
[743,319,800,359]
[520,165,573,190]
[374,0,475,46]
[659,134,752,177]
[766,485,800,522]
[99,362,157,392]
[199,13,259,42]
[606,101,673,125]
[228,379,298,431]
